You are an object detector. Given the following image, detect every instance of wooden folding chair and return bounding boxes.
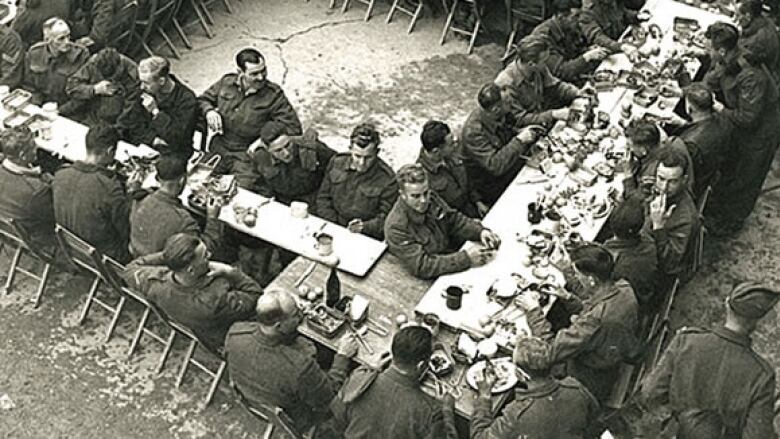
[101,256,177,372]
[386,0,425,34]
[231,382,312,439]
[342,0,378,21]
[504,0,547,56]
[440,0,482,54]
[133,0,183,58]
[170,321,227,407]
[305,0,338,8]
[0,218,56,307]
[107,0,140,54]
[54,225,125,342]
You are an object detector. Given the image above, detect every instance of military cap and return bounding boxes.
[728,281,780,319]
[513,336,552,372]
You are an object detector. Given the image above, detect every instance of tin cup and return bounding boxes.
[442,286,465,310]
[290,201,308,218]
[315,233,334,256]
[420,312,440,336]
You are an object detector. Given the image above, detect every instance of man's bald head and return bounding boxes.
[256,289,298,326]
[43,17,70,41]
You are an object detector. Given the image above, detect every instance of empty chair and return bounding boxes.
[0,218,56,308]
[133,0,184,58]
[386,0,425,34]
[440,0,482,54]
[342,0,378,21]
[504,0,547,55]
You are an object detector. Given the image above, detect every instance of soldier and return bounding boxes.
[117,56,199,156]
[384,164,500,280]
[11,0,74,49]
[0,20,24,89]
[200,47,302,174]
[23,17,89,115]
[495,35,581,128]
[415,120,488,218]
[640,282,780,439]
[71,0,134,51]
[470,336,599,438]
[735,0,780,76]
[578,0,640,57]
[461,84,543,205]
[65,46,140,127]
[225,289,358,433]
[316,123,397,240]
[124,233,263,351]
[232,122,336,208]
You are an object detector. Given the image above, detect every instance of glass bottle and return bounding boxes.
[325,267,341,308]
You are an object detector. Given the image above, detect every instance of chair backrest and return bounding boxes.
[109,0,140,54]
[54,224,105,277]
[697,185,712,216]
[168,319,225,360]
[230,381,305,439]
[0,218,55,263]
[0,217,26,248]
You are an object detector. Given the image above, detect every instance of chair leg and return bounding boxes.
[176,339,198,388]
[1,246,23,295]
[191,0,215,38]
[172,18,193,49]
[263,424,274,439]
[407,2,424,34]
[364,0,376,21]
[156,330,177,374]
[440,0,458,45]
[104,296,126,343]
[386,0,400,23]
[329,0,337,8]
[203,361,227,406]
[142,41,156,57]
[467,19,480,54]
[221,0,233,14]
[32,261,52,308]
[157,28,181,59]
[199,1,216,25]
[127,307,151,358]
[78,277,101,326]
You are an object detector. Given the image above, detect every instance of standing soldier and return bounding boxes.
[0,18,24,89]
[640,282,779,438]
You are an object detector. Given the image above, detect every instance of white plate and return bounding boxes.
[465,357,519,394]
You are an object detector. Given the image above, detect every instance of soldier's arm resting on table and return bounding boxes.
[463,129,529,177]
[578,11,623,52]
[386,224,472,279]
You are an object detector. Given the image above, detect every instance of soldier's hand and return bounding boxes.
[515,291,541,312]
[475,201,490,218]
[712,97,724,113]
[476,367,497,397]
[480,229,501,250]
[94,80,116,96]
[347,219,364,233]
[550,108,570,121]
[206,196,224,219]
[337,333,360,358]
[141,93,158,114]
[206,110,223,134]
[247,137,266,156]
[515,125,543,144]
[207,261,236,278]
[583,46,610,62]
[76,36,95,47]
[649,193,675,230]
[465,246,495,267]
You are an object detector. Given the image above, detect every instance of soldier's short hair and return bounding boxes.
[138,56,170,80]
[513,336,552,376]
[396,163,428,188]
[391,325,433,367]
[625,119,660,148]
[259,122,286,145]
[94,47,121,78]
[235,48,264,71]
[255,289,293,325]
[683,83,713,112]
[738,0,763,18]
[85,123,119,156]
[155,154,188,181]
[705,22,739,51]
[477,83,502,111]
[162,233,201,271]
[420,120,451,151]
[42,17,70,40]
[656,146,690,176]
[517,34,550,63]
[570,243,614,282]
[0,126,36,162]
[609,196,645,239]
[350,123,380,149]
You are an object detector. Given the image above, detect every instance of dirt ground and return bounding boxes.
[1,0,780,437]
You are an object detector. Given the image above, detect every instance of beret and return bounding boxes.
[728,281,780,319]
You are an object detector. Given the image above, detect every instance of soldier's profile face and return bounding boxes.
[240,60,268,89]
[49,32,70,54]
[267,135,293,164]
[139,69,163,95]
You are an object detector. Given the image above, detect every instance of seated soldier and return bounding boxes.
[384,164,501,280]
[529,0,609,84]
[495,35,581,128]
[470,336,599,439]
[23,18,89,115]
[65,47,140,127]
[124,233,263,351]
[642,147,698,280]
[129,154,222,258]
[332,325,458,439]
[621,119,665,198]
[415,120,488,218]
[0,127,56,248]
[461,84,543,205]
[52,123,141,263]
[225,289,358,433]
[233,122,336,207]
[604,195,660,309]
[70,0,135,52]
[518,244,639,404]
[117,56,198,156]
[12,0,74,49]
[0,20,24,89]
[578,0,640,58]
[200,48,302,173]
[316,123,398,240]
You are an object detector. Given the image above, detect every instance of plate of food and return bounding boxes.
[305,303,346,338]
[466,357,520,394]
[429,343,454,377]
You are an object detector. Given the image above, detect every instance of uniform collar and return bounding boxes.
[386,366,422,389]
[417,149,447,172]
[742,16,771,38]
[73,161,112,174]
[152,188,184,205]
[2,159,42,176]
[399,194,447,225]
[604,236,641,250]
[713,326,752,347]
[515,377,559,398]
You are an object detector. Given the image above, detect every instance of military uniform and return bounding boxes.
[232,129,335,207]
[416,148,482,218]
[641,326,776,439]
[224,322,351,432]
[117,75,199,155]
[72,0,134,49]
[315,153,397,240]
[331,366,457,439]
[531,14,596,83]
[494,61,580,128]
[604,235,660,308]
[471,376,599,439]
[23,41,89,115]
[129,189,222,258]
[124,253,262,351]
[12,0,75,48]
[0,26,24,89]
[740,16,780,76]
[461,107,530,205]
[641,181,698,279]
[385,192,484,280]
[527,280,639,402]
[578,0,637,52]
[65,50,139,127]
[668,114,733,199]
[52,161,134,262]
[0,162,55,248]
[199,74,302,171]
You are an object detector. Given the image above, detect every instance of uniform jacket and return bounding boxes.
[416,148,481,217]
[52,161,133,262]
[232,129,335,206]
[604,235,660,307]
[460,107,528,205]
[316,153,397,240]
[23,41,89,115]
[199,74,302,153]
[124,253,262,351]
[740,16,780,76]
[129,189,222,257]
[12,0,75,49]
[76,0,133,48]
[385,192,484,279]
[579,0,637,52]
[225,322,351,431]
[117,75,199,153]
[332,366,457,439]
[623,140,694,200]
[65,50,139,126]
[494,61,580,127]
[471,376,599,439]
[641,189,698,277]
[641,326,777,439]
[531,14,595,83]
[0,26,24,89]
[0,162,55,247]
[670,114,733,198]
